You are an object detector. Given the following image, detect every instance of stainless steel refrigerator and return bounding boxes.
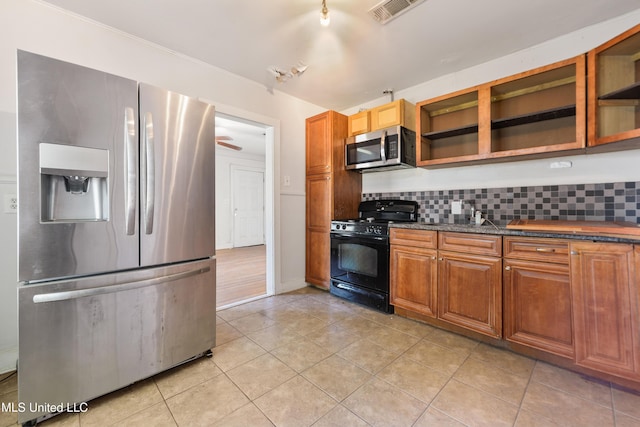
[16,51,216,424]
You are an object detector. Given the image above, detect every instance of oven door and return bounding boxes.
[330,232,389,293]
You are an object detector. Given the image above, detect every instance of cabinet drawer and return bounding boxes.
[438,232,501,257]
[504,237,569,264]
[390,228,437,249]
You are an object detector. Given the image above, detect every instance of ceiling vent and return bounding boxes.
[368,0,426,24]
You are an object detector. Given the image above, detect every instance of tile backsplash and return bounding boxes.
[363,181,640,226]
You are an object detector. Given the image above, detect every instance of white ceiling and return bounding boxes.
[38,0,640,154]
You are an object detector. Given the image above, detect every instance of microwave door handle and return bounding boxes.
[380,130,387,162]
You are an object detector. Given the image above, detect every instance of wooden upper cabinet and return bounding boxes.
[488,55,586,159]
[348,99,416,136]
[588,23,640,149]
[371,99,416,131]
[417,87,482,167]
[417,55,586,167]
[570,242,640,379]
[348,110,370,136]
[306,111,334,175]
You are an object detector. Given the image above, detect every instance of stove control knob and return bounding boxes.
[366,226,382,234]
[341,224,347,230]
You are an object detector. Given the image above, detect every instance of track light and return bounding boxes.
[320,0,330,26]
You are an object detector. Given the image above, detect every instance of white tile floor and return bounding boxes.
[2,286,640,426]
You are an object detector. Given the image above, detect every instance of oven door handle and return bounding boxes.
[330,233,388,242]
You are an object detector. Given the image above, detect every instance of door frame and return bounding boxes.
[211,104,277,300]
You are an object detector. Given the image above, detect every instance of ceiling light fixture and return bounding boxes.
[267,62,308,83]
[320,0,330,26]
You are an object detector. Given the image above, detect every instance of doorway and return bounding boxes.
[214,112,273,309]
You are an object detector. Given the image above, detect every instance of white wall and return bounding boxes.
[343,9,640,194]
[0,0,324,373]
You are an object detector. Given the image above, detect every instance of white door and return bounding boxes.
[231,166,265,247]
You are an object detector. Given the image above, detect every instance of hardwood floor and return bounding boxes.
[216,245,267,308]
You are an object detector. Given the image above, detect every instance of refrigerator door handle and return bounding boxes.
[125,107,137,235]
[32,266,211,303]
[143,111,155,235]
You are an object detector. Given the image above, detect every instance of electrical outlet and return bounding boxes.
[451,200,462,215]
[4,194,17,214]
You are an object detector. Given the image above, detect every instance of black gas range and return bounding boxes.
[329,200,418,313]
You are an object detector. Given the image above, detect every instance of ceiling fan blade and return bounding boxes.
[217,140,242,151]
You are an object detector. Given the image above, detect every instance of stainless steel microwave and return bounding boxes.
[345,126,416,172]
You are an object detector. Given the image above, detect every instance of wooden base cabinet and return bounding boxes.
[390,229,438,317]
[570,242,640,380]
[437,232,503,338]
[503,236,574,358]
[438,251,502,338]
[504,259,573,358]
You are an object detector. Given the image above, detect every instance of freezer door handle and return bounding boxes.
[32,266,210,303]
[125,107,137,235]
[143,111,155,235]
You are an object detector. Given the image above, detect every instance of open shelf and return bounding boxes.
[589,23,640,146]
[492,105,576,130]
[423,124,478,140]
[599,81,640,100]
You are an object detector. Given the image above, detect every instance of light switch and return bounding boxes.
[283,175,291,186]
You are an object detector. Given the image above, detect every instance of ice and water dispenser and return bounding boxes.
[39,143,109,222]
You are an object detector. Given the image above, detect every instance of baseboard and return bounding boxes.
[276,279,307,294]
[0,346,17,374]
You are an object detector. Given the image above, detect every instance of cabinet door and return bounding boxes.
[305,174,331,289]
[306,174,332,230]
[348,110,370,136]
[371,99,415,131]
[390,245,437,317]
[504,259,573,358]
[588,23,640,147]
[438,251,502,337]
[306,112,333,175]
[570,242,640,378]
[305,228,330,289]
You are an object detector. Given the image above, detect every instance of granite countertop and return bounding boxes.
[390,221,640,244]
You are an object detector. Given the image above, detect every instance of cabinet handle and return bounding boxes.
[431,256,437,260]
[438,257,443,261]
[570,250,579,255]
[535,248,555,253]
[505,266,511,271]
